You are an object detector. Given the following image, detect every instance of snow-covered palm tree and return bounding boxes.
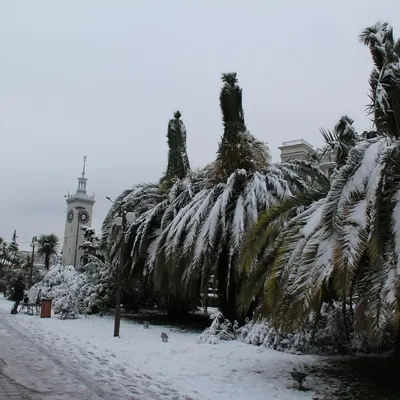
[147,74,328,321]
[240,22,400,346]
[155,164,327,320]
[101,110,193,259]
[101,110,203,310]
[319,116,360,172]
[37,234,59,270]
[102,74,327,319]
[361,21,400,136]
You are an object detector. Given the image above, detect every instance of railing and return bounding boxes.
[66,192,95,200]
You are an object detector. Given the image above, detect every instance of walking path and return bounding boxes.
[0,308,107,400]
[0,294,336,400]
[0,365,33,399]
[0,303,185,400]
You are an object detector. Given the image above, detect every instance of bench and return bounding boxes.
[19,288,42,316]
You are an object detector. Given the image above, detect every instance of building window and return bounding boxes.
[64,237,67,244]
[71,225,73,233]
[69,248,71,254]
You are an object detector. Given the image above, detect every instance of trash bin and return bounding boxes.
[40,299,52,318]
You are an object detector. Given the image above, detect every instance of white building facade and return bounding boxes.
[62,156,95,267]
[279,139,335,178]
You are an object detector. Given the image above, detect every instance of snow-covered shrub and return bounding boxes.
[236,318,306,354]
[79,226,105,270]
[313,302,354,353]
[198,303,376,354]
[30,264,47,287]
[77,227,113,314]
[34,264,80,319]
[198,310,236,344]
[76,259,114,315]
[237,302,378,354]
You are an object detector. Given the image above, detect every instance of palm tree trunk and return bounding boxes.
[217,248,229,317]
[395,299,400,358]
[217,248,240,322]
[349,279,355,319]
[226,265,238,322]
[394,325,400,358]
[311,301,323,345]
[342,294,350,341]
[45,254,50,270]
[167,295,189,316]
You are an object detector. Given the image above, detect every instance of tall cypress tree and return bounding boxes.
[8,230,20,266]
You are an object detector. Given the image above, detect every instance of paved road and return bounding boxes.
[0,309,107,400]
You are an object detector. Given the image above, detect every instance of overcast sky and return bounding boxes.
[1,1,399,251]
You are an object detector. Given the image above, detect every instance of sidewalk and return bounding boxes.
[0,308,106,400]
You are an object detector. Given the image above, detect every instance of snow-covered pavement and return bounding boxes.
[0,307,107,399]
[0,295,338,399]
[0,304,180,400]
[0,366,33,400]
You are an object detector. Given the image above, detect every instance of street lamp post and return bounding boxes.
[29,236,38,288]
[106,197,134,337]
[74,206,86,268]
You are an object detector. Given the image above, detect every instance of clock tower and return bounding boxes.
[62,156,95,267]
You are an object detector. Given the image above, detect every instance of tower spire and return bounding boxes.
[76,155,88,196]
[81,155,87,179]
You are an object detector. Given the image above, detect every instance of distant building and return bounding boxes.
[279,139,315,162]
[279,139,335,178]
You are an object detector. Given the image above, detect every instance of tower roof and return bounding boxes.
[66,155,95,203]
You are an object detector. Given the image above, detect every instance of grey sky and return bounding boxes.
[0,1,399,250]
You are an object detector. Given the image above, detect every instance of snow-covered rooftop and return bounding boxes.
[280,139,314,149]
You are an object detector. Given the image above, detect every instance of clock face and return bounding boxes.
[67,210,74,223]
[79,210,90,223]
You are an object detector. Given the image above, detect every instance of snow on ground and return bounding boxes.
[0,295,338,399]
